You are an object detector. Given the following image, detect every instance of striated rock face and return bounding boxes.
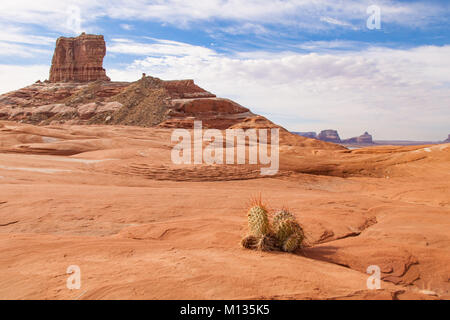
[343,132,374,145]
[318,130,341,143]
[49,33,110,83]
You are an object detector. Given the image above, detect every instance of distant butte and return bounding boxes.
[318,129,341,143]
[49,33,110,83]
[342,131,374,145]
[444,134,450,143]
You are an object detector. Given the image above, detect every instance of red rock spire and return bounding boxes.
[49,33,110,83]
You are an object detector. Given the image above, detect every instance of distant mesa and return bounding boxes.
[49,33,110,83]
[444,134,450,143]
[318,130,341,143]
[342,131,374,145]
[293,132,317,139]
[293,130,375,145]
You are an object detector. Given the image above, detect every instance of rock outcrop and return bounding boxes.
[49,33,110,83]
[318,130,341,143]
[444,135,450,143]
[0,76,254,128]
[343,132,374,145]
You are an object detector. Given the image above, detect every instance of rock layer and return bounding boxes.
[49,33,110,83]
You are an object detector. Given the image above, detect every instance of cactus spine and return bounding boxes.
[273,209,295,226]
[282,234,304,253]
[247,206,270,237]
[241,199,306,253]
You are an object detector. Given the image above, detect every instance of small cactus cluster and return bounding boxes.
[272,210,304,253]
[241,200,305,253]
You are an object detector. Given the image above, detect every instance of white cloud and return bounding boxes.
[0,65,48,94]
[220,23,270,35]
[0,24,54,59]
[320,17,358,30]
[108,38,217,58]
[0,0,448,35]
[0,42,52,58]
[0,25,54,45]
[120,24,134,31]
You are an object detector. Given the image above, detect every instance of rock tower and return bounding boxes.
[49,33,110,83]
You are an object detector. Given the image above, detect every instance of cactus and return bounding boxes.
[282,233,304,253]
[247,205,270,237]
[256,234,279,251]
[241,235,258,249]
[273,209,296,226]
[242,197,306,253]
[273,209,305,252]
[274,219,300,242]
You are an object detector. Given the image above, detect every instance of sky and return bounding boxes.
[0,0,449,141]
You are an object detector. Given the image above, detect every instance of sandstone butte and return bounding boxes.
[342,132,374,145]
[318,129,342,143]
[0,33,449,300]
[49,33,110,83]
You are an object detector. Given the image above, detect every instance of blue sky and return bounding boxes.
[0,0,449,140]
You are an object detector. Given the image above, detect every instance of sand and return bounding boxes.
[0,121,449,300]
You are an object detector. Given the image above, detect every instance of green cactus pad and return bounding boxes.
[247,206,270,237]
[273,209,296,226]
[274,219,302,243]
[282,233,304,252]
